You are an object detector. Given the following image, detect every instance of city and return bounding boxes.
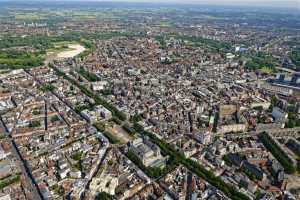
[0,0,300,200]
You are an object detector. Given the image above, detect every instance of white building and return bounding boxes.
[90,175,118,196]
[218,124,247,135]
[272,107,288,122]
[91,81,108,91]
[81,105,112,123]
[130,137,167,168]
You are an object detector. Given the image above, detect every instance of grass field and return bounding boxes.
[159,21,172,27]
[260,66,275,74]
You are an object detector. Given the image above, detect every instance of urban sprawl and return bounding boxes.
[0,2,300,200]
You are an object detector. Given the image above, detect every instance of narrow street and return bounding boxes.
[0,116,43,200]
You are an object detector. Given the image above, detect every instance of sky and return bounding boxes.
[2,0,300,9]
[69,0,299,9]
[99,0,300,8]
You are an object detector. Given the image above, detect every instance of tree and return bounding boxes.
[95,192,114,200]
[260,132,295,174]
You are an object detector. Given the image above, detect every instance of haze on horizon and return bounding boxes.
[96,0,300,8]
[2,0,300,9]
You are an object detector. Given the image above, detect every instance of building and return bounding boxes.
[91,81,108,91]
[194,132,211,145]
[81,105,112,123]
[263,73,300,96]
[272,107,288,122]
[129,137,167,168]
[258,83,293,96]
[218,124,247,135]
[270,159,284,184]
[219,105,237,118]
[242,161,266,181]
[90,174,118,196]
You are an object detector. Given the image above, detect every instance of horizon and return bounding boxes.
[0,0,299,9]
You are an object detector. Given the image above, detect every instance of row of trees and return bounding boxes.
[51,65,127,121]
[0,175,20,190]
[95,192,114,200]
[76,66,100,82]
[259,132,296,174]
[126,149,176,178]
[39,84,55,92]
[133,123,250,200]
[122,123,136,136]
[74,104,93,113]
